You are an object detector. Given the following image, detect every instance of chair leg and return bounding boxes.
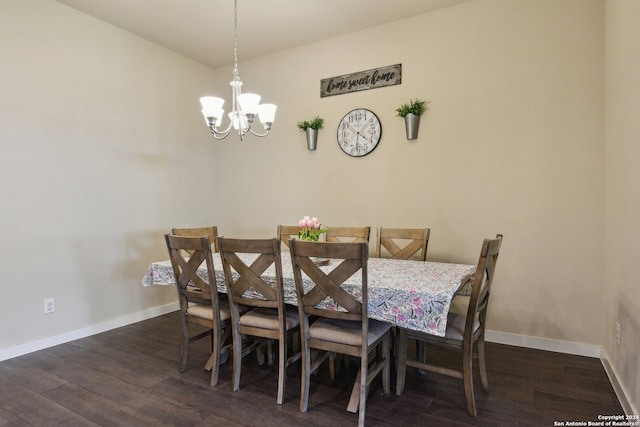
[477,337,489,391]
[462,347,477,416]
[179,320,189,373]
[277,337,286,404]
[231,328,243,393]
[209,324,221,387]
[395,328,407,395]
[299,340,311,412]
[358,355,367,427]
[382,332,391,394]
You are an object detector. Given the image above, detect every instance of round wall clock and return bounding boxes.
[337,108,382,157]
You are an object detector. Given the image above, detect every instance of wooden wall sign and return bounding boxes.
[320,64,402,98]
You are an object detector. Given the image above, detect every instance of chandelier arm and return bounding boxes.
[247,127,271,138]
[210,119,234,135]
[209,124,234,140]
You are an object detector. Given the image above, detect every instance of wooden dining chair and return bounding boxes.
[164,234,231,386]
[375,227,430,261]
[276,224,304,248]
[375,227,431,360]
[325,226,371,243]
[289,239,391,427]
[172,226,219,254]
[217,237,301,404]
[395,234,503,416]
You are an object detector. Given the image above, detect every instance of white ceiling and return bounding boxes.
[54,0,472,68]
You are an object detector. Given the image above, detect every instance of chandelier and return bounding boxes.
[199,0,276,140]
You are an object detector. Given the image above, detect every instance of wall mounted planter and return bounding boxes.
[396,99,428,141]
[404,113,420,140]
[305,128,318,151]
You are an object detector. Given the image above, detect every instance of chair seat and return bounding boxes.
[240,306,300,330]
[187,300,250,322]
[442,312,480,341]
[309,318,391,346]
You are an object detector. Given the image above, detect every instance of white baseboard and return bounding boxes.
[601,350,638,417]
[485,329,603,358]
[0,302,179,362]
[0,316,607,362]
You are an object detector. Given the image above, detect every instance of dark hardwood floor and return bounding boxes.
[0,311,623,426]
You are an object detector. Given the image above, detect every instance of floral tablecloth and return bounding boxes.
[142,252,475,337]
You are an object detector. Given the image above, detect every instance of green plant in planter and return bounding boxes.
[296,116,324,131]
[395,99,428,117]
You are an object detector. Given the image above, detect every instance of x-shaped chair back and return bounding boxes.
[290,240,367,321]
[166,234,216,304]
[218,238,283,309]
[376,227,430,261]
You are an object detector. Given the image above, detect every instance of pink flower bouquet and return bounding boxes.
[297,215,327,241]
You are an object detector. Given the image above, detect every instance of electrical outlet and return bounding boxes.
[44,298,55,314]
[616,322,621,345]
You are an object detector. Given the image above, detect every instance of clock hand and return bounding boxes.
[357,131,371,145]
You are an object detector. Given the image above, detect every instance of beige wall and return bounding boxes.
[604,0,640,414]
[212,0,605,345]
[1,0,635,413]
[0,0,222,348]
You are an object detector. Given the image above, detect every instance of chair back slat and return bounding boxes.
[172,226,219,253]
[376,227,430,261]
[325,226,371,243]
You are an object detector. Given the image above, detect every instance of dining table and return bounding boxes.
[142,251,476,338]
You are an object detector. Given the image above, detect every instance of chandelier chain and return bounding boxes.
[233,0,239,76]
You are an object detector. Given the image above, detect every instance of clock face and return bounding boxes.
[337,108,382,157]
